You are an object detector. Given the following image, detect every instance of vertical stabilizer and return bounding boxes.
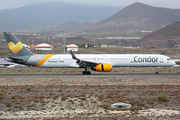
[3,32,33,57]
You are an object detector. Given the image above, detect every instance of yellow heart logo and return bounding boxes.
[8,42,23,54]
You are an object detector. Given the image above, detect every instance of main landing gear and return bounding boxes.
[156,67,161,74]
[82,67,91,75]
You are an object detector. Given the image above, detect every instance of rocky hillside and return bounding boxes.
[84,2,180,34]
[137,21,180,48]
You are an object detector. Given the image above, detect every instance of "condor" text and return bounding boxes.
[134,56,159,63]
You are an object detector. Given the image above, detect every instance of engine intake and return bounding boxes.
[91,64,112,72]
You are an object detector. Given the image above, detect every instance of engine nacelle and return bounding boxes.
[91,64,112,72]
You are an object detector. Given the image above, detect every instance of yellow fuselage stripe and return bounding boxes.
[35,54,56,66]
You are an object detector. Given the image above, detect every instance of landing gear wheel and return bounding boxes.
[82,71,91,75]
[156,72,159,75]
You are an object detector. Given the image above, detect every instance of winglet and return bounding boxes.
[70,50,78,60]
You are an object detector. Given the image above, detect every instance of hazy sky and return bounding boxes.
[0,0,179,10]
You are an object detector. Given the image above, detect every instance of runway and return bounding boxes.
[0,73,179,77]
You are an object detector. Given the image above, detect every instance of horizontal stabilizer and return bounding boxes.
[5,56,25,63]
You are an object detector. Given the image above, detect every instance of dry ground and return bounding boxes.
[0,75,179,120]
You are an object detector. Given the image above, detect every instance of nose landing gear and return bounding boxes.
[156,67,161,74]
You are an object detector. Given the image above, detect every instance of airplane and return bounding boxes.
[3,32,176,74]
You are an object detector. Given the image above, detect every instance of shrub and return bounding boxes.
[157,92,169,102]
[176,61,180,65]
[14,105,24,110]
[6,101,12,107]
[84,83,89,87]
[100,102,111,109]
[0,91,5,99]
[26,87,31,92]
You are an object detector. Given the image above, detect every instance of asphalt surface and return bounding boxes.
[0,74,180,76]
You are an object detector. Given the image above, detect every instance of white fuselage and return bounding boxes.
[26,54,175,68]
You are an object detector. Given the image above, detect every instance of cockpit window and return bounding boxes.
[167,58,171,61]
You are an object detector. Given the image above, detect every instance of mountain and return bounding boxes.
[84,2,180,34]
[0,2,123,32]
[0,2,122,22]
[137,21,180,48]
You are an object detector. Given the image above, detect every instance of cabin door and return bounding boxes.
[95,57,99,62]
[160,56,163,63]
[130,56,134,63]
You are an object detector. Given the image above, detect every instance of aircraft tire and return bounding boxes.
[83,71,91,74]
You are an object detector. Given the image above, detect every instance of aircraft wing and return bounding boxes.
[70,50,100,67]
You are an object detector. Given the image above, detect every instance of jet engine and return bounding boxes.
[91,64,112,72]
